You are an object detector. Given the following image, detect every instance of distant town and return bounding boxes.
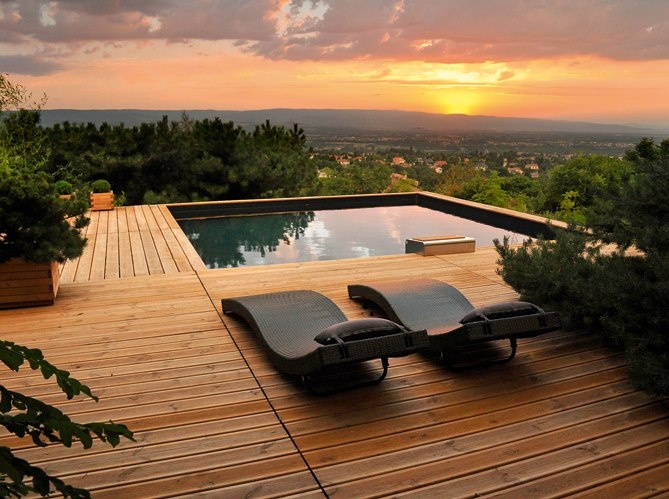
[307,129,648,174]
[40,108,666,184]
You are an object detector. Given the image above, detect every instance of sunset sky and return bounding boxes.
[2,0,668,128]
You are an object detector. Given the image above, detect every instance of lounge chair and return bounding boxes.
[348,278,561,368]
[222,290,428,393]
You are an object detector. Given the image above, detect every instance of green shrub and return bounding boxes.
[495,138,669,395]
[113,190,126,207]
[90,179,111,193]
[54,179,73,195]
[0,166,89,264]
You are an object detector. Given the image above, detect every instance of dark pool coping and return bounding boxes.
[167,192,565,239]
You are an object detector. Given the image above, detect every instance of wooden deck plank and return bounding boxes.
[72,211,101,282]
[143,205,179,274]
[89,210,109,281]
[100,208,119,279]
[59,221,89,284]
[572,460,669,498]
[133,203,149,231]
[150,205,194,272]
[2,203,667,497]
[134,204,163,275]
[1,271,317,495]
[106,207,118,234]
[198,248,668,497]
[118,227,134,278]
[129,228,150,276]
[88,455,316,498]
[58,257,78,284]
[73,233,95,282]
[159,203,184,230]
[171,473,324,498]
[5,409,282,458]
[103,229,120,279]
[150,203,173,231]
[489,441,669,498]
[49,440,301,490]
[114,207,133,277]
[89,211,108,281]
[323,409,667,496]
[139,228,163,274]
[125,204,139,231]
[160,204,208,272]
[162,226,196,272]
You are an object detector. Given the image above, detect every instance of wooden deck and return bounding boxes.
[2,204,668,497]
[59,205,206,283]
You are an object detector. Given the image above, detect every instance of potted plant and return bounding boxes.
[89,178,114,211]
[1,76,88,308]
[0,89,88,308]
[0,152,89,308]
[54,179,73,199]
[1,78,90,309]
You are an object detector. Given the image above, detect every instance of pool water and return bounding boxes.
[178,205,528,268]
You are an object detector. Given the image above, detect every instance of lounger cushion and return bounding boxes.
[460,301,540,323]
[315,318,407,345]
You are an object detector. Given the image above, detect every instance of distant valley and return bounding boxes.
[39,108,664,135]
[38,108,667,156]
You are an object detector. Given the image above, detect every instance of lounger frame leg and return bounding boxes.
[442,338,518,370]
[302,357,390,395]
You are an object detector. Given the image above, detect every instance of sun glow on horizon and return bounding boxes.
[435,88,482,115]
[2,2,668,127]
[17,48,669,127]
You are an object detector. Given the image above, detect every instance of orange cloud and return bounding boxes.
[2,1,668,127]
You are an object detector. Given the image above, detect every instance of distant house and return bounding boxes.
[335,155,350,166]
[391,156,407,166]
[524,162,540,171]
[432,160,447,174]
[507,167,525,175]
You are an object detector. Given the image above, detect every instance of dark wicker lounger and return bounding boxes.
[348,278,561,368]
[222,290,429,393]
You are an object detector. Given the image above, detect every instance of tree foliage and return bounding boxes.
[540,154,633,222]
[317,160,392,195]
[45,116,318,204]
[1,80,90,265]
[496,138,669,395]
[0,341,135,498]
[0,163,89,264]
[1,74,134,497]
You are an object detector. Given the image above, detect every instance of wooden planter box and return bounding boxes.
[0,258,59,309]
[90,191,114,211]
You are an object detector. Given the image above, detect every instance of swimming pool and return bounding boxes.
[176,204,530,268]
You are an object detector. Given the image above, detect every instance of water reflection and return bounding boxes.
[178,206,527,268]
[179,211,314,268]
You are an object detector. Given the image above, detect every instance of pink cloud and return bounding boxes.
[2,0,667,63]
[3,0,668,127]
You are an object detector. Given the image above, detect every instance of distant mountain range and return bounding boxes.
[38,108,665,135]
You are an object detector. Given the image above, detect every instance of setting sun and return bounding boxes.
[436,88,481,115]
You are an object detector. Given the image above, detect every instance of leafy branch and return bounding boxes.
[0,340,135,497]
